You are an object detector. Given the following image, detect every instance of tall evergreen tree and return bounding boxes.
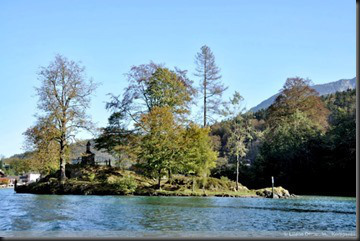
[195,45,227,126]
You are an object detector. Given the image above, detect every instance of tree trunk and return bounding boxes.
[202,175,206,192]
[204,90,207,127]
[236,154,239,191]
[168,169,172,184]
[203,69,207,127]
[59,139,67,182]
[158,168,162,190]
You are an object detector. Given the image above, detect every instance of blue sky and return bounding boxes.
[0,0,355,157]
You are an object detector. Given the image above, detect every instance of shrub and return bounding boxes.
[107,175,137,194]
[220,176,229,182]
[199,177,208,190]
[88,173,96,182]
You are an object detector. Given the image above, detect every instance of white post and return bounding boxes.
[271,176,274,198]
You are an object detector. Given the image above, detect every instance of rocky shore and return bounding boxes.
[255,187,297,199]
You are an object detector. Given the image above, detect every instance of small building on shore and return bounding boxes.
[70,140,116,166]
[19,173,41,184]
[81,141,95,165]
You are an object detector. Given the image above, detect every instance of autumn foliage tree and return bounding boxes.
[34,55,97,181]
[23,116,59,175]
[107,62,195,124]
[252,77,331,192]
[97,62,218,189]
[267,77,329,131]
[96,63,195,162]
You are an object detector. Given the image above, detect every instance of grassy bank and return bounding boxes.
[15,164,290,198]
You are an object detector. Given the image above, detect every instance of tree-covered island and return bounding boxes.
[5,45,355,198]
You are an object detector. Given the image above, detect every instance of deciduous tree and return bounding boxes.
[182,124,217,189]
[107,63,195,126]
[23,116,59,175]
[98,63,196,167]
[135,106,183,189]
[35,55,97,181]
[223,92,256,191]
[267,77,329,131]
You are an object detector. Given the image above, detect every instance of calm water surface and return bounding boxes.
[0,188,357,237]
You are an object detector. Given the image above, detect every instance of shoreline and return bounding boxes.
[13,164,294,199]
[9,186,356,198]
[14,183,262,198]
[14,188,262,198]
[14,182,293,199]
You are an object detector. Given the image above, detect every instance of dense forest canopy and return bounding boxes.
[1,49,356,196]
[210,88,355,196]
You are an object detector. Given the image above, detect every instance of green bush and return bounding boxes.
[88,173,96,182]
[191,177,198,190]
[199,177,207,190]
[220,176,229,182]
[107,175,137,194]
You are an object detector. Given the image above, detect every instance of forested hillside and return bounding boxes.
[210,88,356,196]
[3,84,355,196]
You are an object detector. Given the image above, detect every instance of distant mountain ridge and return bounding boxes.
[249,77,356,112]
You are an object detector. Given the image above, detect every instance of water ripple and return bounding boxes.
[0,189,356,236]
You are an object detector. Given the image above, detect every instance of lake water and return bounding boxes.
[0,188,357,238]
